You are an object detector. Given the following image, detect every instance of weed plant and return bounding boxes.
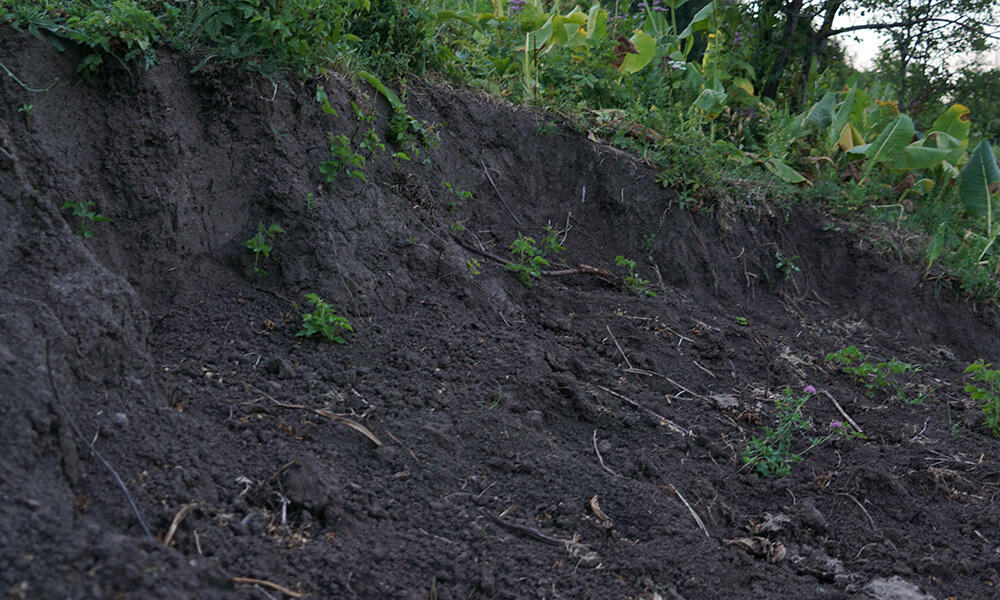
[61,200,111,238]
[297,294,353,343]
[825,346,927,403]
[743,386,864,477]
[505,225,565,286]
[244,222,284,276]
[964,360,1000,436]
[614,255,655,296]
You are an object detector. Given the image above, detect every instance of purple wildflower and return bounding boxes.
[803,385,817,394]
[830,420,843,430]
[508,0,526,15]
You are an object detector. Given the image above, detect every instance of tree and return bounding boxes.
[747,0,999,108]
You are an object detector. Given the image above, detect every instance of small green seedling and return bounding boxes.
[305,192,316,215]
[18,103,33,116]
[297,294,353,343]
[965,360,1000,436]
[743,386,863,477]
[443,181,473,212]
[734,316,749,326]
[775,250,800,279]
[825,346,925,403]
[320,133,366,182]
[505,225,565,286]
[614,255,656,296]
[61,200,111,238]
[244,222,285,276]
[466,257,481,278]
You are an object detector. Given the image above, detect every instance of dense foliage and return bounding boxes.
[2,0,998,300]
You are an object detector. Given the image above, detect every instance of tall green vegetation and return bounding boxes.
[3,0,999,299]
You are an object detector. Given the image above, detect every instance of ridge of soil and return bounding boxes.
[2,30,999,600]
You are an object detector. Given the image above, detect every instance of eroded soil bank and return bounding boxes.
[2,29,999,600]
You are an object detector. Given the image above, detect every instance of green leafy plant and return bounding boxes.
[743,386,863,477]
[320,133,366,182]
[244,222,285,276]
[825,346,925,403]
[466,257,481,278]
[505,225,565,286]
[964,360,1000,436]
[61,200,111,238]
[18,103,33,116]
[774,249,800,279]
[443,181,472,211]
[614,255,655,296]
[297,294,353,343]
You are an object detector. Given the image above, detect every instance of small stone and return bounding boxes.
[112,413,129,427]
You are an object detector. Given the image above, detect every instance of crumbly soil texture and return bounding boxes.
[2,31,1000,600]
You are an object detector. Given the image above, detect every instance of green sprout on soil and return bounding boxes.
[244,222,285,276]
[443,181,472,212]
[743,386,864,477]
[775,250,801,279]
[466,258,481,278]
[825,346,926,403]
[61,200,111,238]
[18,103,33,116]
[297,294,353,344]
[964,360,1000,436]
[320,133,366,183]
[359,128,385,156]
[505,225,565,286]
[734,316,749,326]
[615,255,656,296]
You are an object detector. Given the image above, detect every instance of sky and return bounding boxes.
[834,11,1000,72]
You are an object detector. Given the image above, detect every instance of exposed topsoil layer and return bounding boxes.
[2,30,1000,600]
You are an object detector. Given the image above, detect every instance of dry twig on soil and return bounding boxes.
[232,577,303,598]
[163,501,199,547]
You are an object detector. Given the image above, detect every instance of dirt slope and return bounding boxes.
[2,29,1000,600]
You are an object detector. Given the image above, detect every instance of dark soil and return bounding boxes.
[2,29,1000,600]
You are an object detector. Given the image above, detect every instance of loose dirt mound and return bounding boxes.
[2,30,999,600]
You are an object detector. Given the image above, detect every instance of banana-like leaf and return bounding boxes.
[837,122,865,151]
[864,114,914,165]
[828,86,857,151]
[678,2,713,39]
[525,22,552,50]
[548,7,587,45]
[930,106,970,164]
[586,5,607,40]
[802,92,836,131]
[765,158,807,183]
[959,141,1000,221]
[930,104,971,145]
[731,78,754,96]
[890,141,953,171]
[620,31,657,74]
[692,87,727,118]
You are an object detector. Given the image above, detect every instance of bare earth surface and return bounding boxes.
[2,30,1000,600]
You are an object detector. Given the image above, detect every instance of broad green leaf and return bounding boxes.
[828,86,857,151]
[926,222,947,271]
[357,71,403,110]
[678,2,713,39]
[959,141,1000,220]
[847,143,871,155]
[765,158,807,183]
[890,142,952,171]
[864,114,914,165]
[692,88,727,118]
[930,104,971,146]
[731,78,754,96]
[586,5,607,40]
[620,31,657,74]
[802,92,836,131]
[549,7,588,45]
[925,129,966,165]
[837,122,865,151]
[525,22,553,50]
